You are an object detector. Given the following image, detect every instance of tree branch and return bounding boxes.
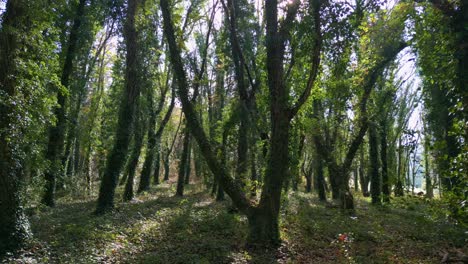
[160,0,254,214]
[289,0,322,119]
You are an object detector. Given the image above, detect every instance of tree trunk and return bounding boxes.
[216,180,225,201]
[225,0,250,188]
[123,116,145,201]
[395,137,404,196]
[211,175,218,196]
[359,146,370,197]
[411,159,416,195]
[305,170,312,193]
[163,112,182,182]
[316,156,326,201]
[139,88,158,190]
[95,0,140,214]
[73,137,81,176]
[216,127,229,201]
[152,136,161,185]
[247,208,279,246]
[163,153,170,182]
[424,134,433,198]
[253,109,290,244]
[328,165,340,200]
[250,149,258,197]
[176,124,190,196]
[194,145,202,180]
[380,119,390,203]
[354,168,359,192]
[43,0,87,207]
[0,0,32,254]
[369,122,381,204]
[184,138,192,184]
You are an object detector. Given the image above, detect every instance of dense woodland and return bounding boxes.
[0,0,467,262]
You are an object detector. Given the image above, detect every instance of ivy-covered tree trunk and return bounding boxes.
[380,119,390,203]
[123,115,145,201]
[163,151,170,181]
[315,156,326,201]
[424,134,433,199]
[290,130,304,192]
[140,75,173,189]
[73,136,81,176]
[225,0,250,187]
[245,0,304,243]
[43,0,86,207]
[139,88,158,190]
[152,136,162,185]
[176,125,190,196]
[0,0,32,254]
[304,163,312,193]
[395,137,404,196]
[369,122,381,204]
[184,139,192,185]
[216,127,230,201]
[154,93,176,186]
[250,145,258,197]
[95,0,140,214]
[329,169,340,200]
[194,145,202,181]
[359,146,370,197]
[212,51,226,199]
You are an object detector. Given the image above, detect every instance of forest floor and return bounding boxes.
[3,183,467,264]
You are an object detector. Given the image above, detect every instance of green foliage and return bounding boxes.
[412,2,467,223]
[0,0,63,196]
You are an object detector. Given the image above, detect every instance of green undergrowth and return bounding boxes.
[2,185,467,263]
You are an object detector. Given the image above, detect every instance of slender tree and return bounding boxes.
[138,83,175,192]
[43,0,87,207]
[369,121,381,204]
[95,0,141,214]
[123,109,145,201]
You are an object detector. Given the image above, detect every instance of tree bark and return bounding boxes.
[163,112,183,182]
[380,119,390,203]
[395,137,404,196]
[123,114,145,201]
[95,0,140,214]
[152,136,162,185]
[303,159,312,193]
[369,121,381,204]
[250,144,258,197]
[0,0,32,254]
[315,154,326,201]
[359,145,370,197]
[184,138,192,185]
[139,87,174,192]
[139,86,158,189]
[43,0,87,207]
[224,0,251,187]
[424,132,434,198]
[176,124,190,196]
[163,153,170,182]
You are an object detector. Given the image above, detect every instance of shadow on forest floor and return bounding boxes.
[3,184,467,263]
